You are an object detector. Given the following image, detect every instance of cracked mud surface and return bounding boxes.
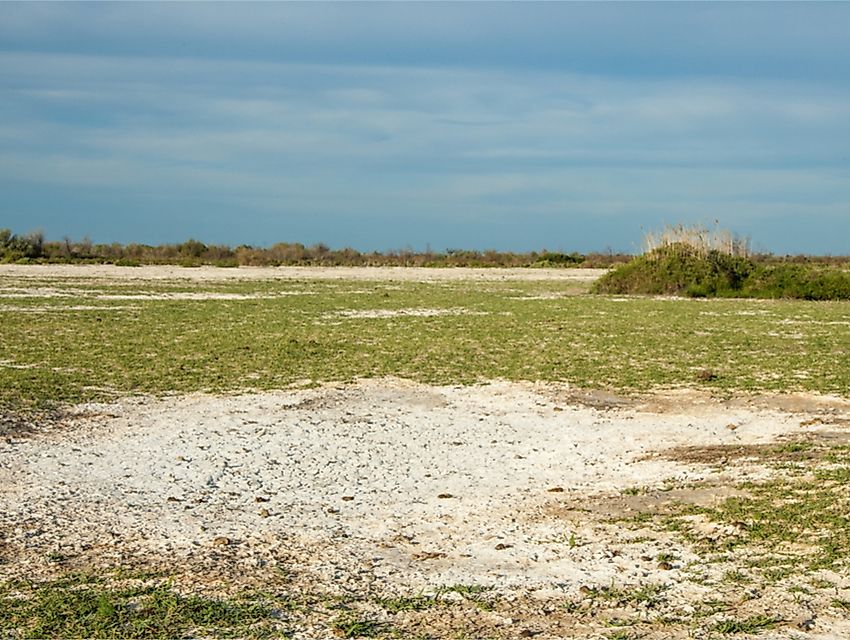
[3,379,850,638]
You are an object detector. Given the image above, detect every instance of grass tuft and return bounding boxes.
[710,615,779,634]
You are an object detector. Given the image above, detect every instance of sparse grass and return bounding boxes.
[435,584,493,597]
[833,599,850,612]
[435,585,495,611]
[722,570,752,584]
[2,274,850,420]
[0,573,286,639]
[621,486,647,496]
[693,474,850,571]
[331,613,389,638]
[583,583,668,609]
[710,614,779,634]
[614,441,850,610]
[377,594,439,613]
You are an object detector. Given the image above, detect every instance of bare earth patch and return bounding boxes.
[2,379,849,638]
[0,263,607,283]
[327,308,490,319]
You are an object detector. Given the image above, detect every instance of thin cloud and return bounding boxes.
[2,5,850,253]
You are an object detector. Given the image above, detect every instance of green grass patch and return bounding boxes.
[583,583,668,609]
[377,594,440,613]
[0,574,286,639]
[710,615,779,634]
[331,614,389,638]
[2,275,850,419]
[622,446,850,581]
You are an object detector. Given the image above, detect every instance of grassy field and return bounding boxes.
[2,269,850,638]
[2,273,849,417]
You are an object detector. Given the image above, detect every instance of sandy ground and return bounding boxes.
[0,264,607,283]
[2,379,850,638]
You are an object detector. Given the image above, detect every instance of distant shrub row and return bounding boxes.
[593,243,850,300]
[0,228,625,269]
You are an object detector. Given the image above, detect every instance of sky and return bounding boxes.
[2,2,850,254]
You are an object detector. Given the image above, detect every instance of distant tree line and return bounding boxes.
[0,228,629,268]
[2,228,847,269]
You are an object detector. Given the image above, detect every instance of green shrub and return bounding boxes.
[0,228,44,262]
[593,244,850,301]
[742,264,850,300]
[592,244,755,297]
[533,251,585,267]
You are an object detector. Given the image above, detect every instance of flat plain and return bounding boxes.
[1,264,849,639]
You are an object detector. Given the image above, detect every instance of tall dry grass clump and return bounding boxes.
[643,223,751,258]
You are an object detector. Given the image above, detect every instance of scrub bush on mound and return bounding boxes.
[593,243,850,300]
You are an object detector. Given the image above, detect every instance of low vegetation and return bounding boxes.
[0,227,621,268]
[0,573,284,639]
[2,276,850,417]
[594,242,850,300]
[2,253,850,638]
[646,440,850,573]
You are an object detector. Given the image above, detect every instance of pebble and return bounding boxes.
[212,536,231,546]
[797,616,816,631]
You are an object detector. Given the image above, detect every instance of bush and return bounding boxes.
[743,264,850,301]
[593,243,850,301]
[593,244,755,297]
[0,228,44,262]
[533,251,585,267]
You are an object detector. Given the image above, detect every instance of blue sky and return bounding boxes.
[2,2,849,254]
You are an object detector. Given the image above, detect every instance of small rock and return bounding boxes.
[166,496,181,502]
[726,423,738,431]
[495,543,513,551]
[254,496,270,503]
[437,493,453,499]
[412,551,447,561]
[657,561,673,570]
[341,496,354,501]
[547,487,564,493]
[326,507,340,514]
[212,536,230,547]
[258,508,270,518]
[796,615,816,631]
